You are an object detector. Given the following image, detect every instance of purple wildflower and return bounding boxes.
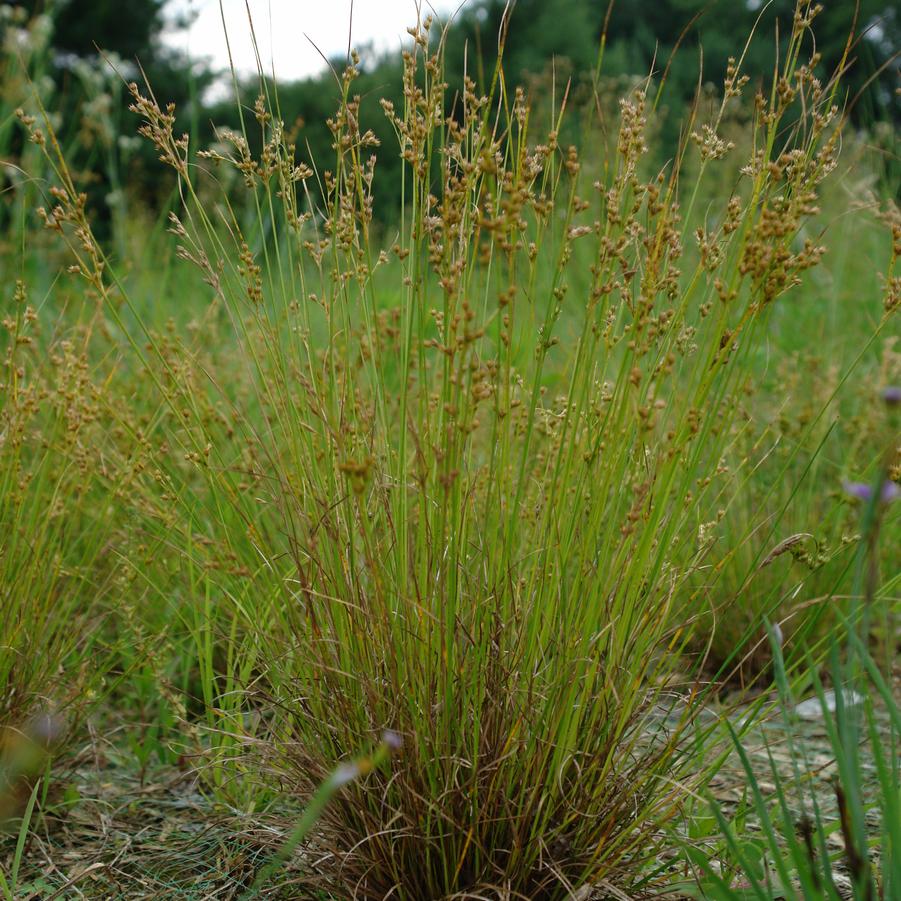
[381,729,403,751]
[882,386,901,407]
[26,713,65,748]
[843,480,900,503]
[330,761,362,788]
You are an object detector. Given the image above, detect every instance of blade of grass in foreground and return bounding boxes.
[242,731,401,900]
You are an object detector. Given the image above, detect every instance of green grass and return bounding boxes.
[679,433,899,900]
[1,1,898,897]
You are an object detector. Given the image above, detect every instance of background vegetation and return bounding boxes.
[3,0,899,223]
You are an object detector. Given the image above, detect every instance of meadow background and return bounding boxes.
[1,0,899,898]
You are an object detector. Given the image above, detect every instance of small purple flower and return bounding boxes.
[27,713,65,748]
[330,761,362,788]
[843,480,900,503]
[380,730,403,751]
[882,386,901,407]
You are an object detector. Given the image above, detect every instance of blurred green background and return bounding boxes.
[3,0,898,231]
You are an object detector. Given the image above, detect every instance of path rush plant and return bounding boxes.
[12,1,891,896]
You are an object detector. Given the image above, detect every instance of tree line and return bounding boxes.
[5,0,898,225]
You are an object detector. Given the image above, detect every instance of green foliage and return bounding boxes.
[681,445,899,898]
[201,0,899,232]
[13,0,165,59]
[1,1,212,232]
[9,0,899,231]
[0,0,898,896]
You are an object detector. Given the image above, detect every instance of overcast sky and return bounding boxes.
[166,1,463,82]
